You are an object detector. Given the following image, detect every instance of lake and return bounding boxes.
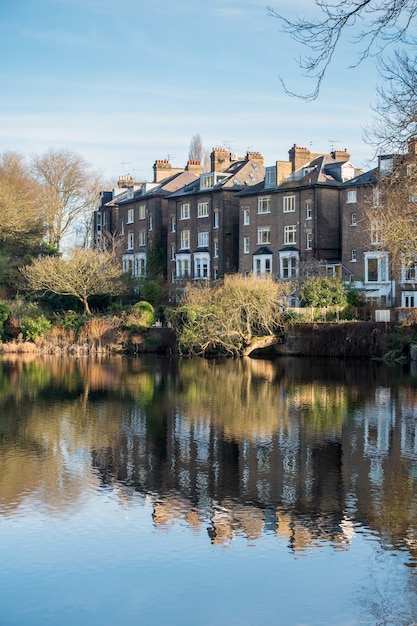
[1,354,417,625]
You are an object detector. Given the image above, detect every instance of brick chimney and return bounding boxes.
[246,151,264,167]
[211,147,232,172]
[288,144,312,172]
[185,160,204,176]
[331,148,350,162]
[153,159,184,183]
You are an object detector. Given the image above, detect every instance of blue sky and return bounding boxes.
[0,0,380,183]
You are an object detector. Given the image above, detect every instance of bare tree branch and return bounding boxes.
[268,0,417,99]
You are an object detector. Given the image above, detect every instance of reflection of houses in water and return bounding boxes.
[90,381,417,555]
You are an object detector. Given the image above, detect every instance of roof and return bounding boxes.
[167,158,265,199]
[253,246,273,255]
[342,167,379,187]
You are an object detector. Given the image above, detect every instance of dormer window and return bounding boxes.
[200,174,214,189]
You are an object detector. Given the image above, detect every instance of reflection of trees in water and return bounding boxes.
[2,356,417,563]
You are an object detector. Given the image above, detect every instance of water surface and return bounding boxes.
[1,355,417,625]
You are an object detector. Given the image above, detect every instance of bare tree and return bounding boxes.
[365,50,417,153]
[268,1,417,100]
[365,158,417,271]
[188,133,203,162]
[30,149,102,253]
[21,247,128,314]
[0,152,44,244]
[168,274,293,356]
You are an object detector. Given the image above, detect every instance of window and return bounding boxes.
[213,240,219,258]
[279,251,299,279]
[351,213,357,226]
[347,190,357,203]
[372,189,380,208]
[149,215,153,231]
[351,249,357,262]
[284,225,296,245]
[257,226,270,244]
[127,208,134,224]
[265,167,276,188]
[121,221,125,236]
[253,254,272,276]
[180,230,190,249]
[402,291,417,307]
[243,209,250,225]
[258,196,271,213]
[402,256,417,282]
[213,209,219,228]
[176,256,190,278]
[138,231,146,247]
[367,258,378,281]
[306,231,312,250]
[371,221,382,244]
[135,255,146,277]
[198,231,209,247]
[365,253,388,282]
[127,233,134,250]
[194,254,210,279]
[283,195,296,213]
[171,216,176,232]
[171,244,175,261]
[180,203,190,220]
[305,201,312,220]
[96,212,102,233]
[139,205,146,220]
[200,174,214,189]
[243,237,250,254]
[198,202,209,217]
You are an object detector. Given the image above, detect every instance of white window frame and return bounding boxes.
[213,240,219,258]
[243,236,250,254]
[176,253,191,279]
[139,205,146,220]
[279,251,299,279]
[305,201,312,220]
[243,208,250,225]
[402,291,417,307]
[365,252,389,283]
[306,231,312,250]
[257,196,271,214]
[213,209,219,229]
[127,232,134,250]
[194,252,210,279]
[171,216,176,232]
[127,208,134,224]
[180,229,190,250]
[198,231,209,248]
[283,195,296,213]
[180,203,190,220]
[351,213,357,226]
[253,254,272,277]
[134,253,146,278]
[257,226,271,244]
[149,215,153,231]
[347,190,357,204]
[370,221,382,245]
[138,231,146,247]
[284,225,297,245]
[197,202,209,218]
[401,256,417,282]
[351,249,357,262]
[372,189,381,208]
